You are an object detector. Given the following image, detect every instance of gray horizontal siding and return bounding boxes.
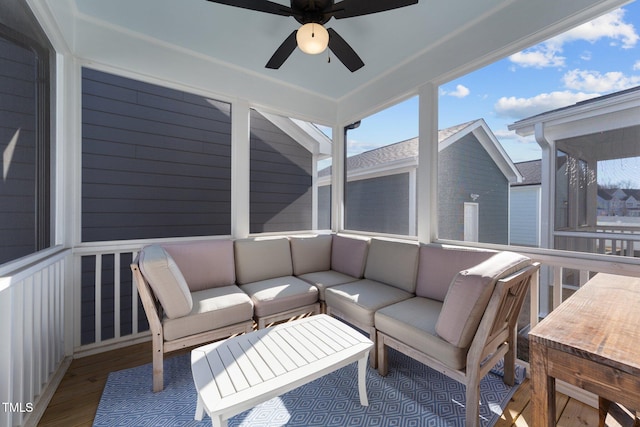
[438,134,509,244]
[0,37,37,264]
[81,68,232,242]
[318,185,331,229]
[345,173,410,235]
[250,109,312,233]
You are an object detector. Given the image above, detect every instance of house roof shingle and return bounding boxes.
[319,120,478,177]
[512,159,541,186]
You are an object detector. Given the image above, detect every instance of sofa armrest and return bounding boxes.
[131,256,164,335]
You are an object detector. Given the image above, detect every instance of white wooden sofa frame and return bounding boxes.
[377,262,540,427]
[131,257,254,392]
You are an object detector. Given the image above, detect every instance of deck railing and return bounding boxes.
[0,248,70,427]
[70,237,640,353]
[5,236,640,426]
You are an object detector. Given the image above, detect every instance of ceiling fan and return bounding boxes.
[205,0,419,72]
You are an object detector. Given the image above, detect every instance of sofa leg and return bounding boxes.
[152,332,164,392]
[377,334,388,376]
[465,382,481,427]
[368,326,377,369]
[503,328,517,386]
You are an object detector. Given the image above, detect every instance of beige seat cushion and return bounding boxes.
[297,270,359,300]
[163,284,253,341]
[416,245,495,301]
[290,235,332,275]
[325,279,413,326]
[375,297,467,370]
[364,238,420,293]
[240,276,318,317]
[435,251,531,348]
[139,244,193,319]
[234,237,293,284]
[163,239,236,292]
[331,235,369,278]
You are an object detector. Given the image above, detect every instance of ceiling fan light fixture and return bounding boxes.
[296,23,329,55]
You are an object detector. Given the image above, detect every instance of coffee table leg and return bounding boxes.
[358,352,369,406]
[195,394,204,421]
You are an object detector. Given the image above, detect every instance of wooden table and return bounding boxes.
[529,273,640,427]
[191,314,373,427]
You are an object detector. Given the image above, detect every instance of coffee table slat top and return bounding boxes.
[191,314,373,419]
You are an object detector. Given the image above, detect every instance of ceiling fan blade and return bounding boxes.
[330,0,418,19]
[205,0,293,17]
[327,28,364,72]
[266,30,298,69]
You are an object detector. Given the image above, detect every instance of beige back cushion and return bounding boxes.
[163,240,236,292]
[234,237,293,284]
[364,238,420,293]
[331,235,369,278]
[139,244,193,319]
[416,245,495,301]
[290,235,332,275]
[435,251,531,349]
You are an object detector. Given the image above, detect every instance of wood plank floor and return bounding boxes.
[38,341,635,427]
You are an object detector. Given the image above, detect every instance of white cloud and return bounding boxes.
[346,139,383,156]
[633,60,640,70]
[494,129,528,141]
[556,8,638,49]
[509,47,565,68]
[563,69,640,92]
[494,91,599,119]
[441,84,470,98]
[509,8,638,69]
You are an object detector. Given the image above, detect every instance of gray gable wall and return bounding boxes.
[438,133,509,244]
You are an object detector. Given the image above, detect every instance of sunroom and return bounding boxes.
[2,0,639,426]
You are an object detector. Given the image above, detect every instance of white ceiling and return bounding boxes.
[33,0,628,124]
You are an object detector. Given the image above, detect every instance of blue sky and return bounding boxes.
[346,1,640,185]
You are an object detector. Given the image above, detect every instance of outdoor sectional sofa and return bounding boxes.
[131,233,538,426]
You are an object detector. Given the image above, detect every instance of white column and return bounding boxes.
[331,124,345,232]
[417,82,438,244]
[535,122,554,316]
[231,100,251,238]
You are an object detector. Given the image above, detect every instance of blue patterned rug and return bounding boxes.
[94,349,524,426]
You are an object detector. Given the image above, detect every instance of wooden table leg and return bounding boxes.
[598,397,611,427]
[530,340,556,426]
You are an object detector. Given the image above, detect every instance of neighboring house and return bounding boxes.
[510,159,542,247]
[597,188,613,216]
[318,119,522,243]
[509,85,640,250]
[601,188,640,217]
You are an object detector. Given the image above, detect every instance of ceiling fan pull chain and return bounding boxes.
[328,49,331,64]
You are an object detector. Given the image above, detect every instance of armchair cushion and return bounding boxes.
[325,279,413,326]
[435,251,531,348]
[364,238,419,293]
[331,235,369,278]
[375,297,467,370]
[139,244,193,319]
[290,235,332,275]
[163,284,253,341]
[239,276,318,318]
[163,240,236,292]
[297,270,359,300]
[416,245,495,301]
[234,237,293,284]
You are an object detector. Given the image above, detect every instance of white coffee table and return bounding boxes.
[191,314,373,427]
